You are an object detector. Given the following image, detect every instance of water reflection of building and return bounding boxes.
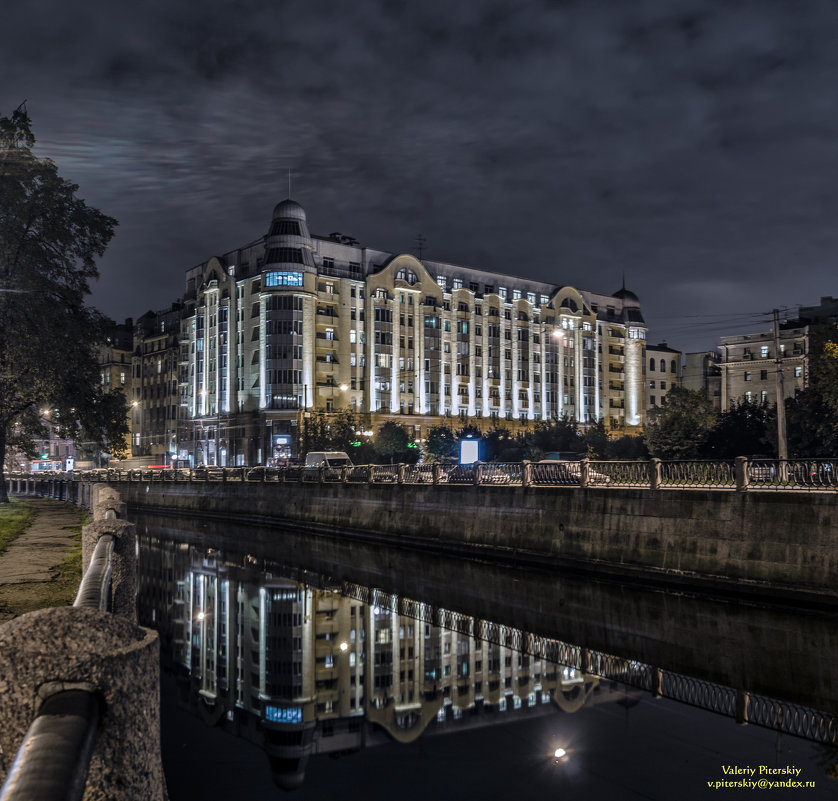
[138,538,599,790]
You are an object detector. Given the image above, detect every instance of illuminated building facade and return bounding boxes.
[177,200,648,465]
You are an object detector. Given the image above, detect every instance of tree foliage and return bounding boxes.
[373,421,419,464]
[644,386,717,459]
[423,425,457,462]
[0,106,122,501]
[705,399,773,459]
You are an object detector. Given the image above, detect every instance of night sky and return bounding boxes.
[3,0,838,354]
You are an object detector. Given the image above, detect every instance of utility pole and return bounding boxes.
[773,309,788,462]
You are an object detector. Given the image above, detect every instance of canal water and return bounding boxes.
[135,513,837,800]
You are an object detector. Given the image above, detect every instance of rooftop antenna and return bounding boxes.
[416,233,426,260]
[288,169,292,199]
[622,270,626,291]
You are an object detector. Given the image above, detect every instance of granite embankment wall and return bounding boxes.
[122,482,838,604]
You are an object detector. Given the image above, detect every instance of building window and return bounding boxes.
[760,345,769,358]
[794,366,802,378]
[760,370,768,380]
[744,372,751,381]
[649,358,655,372]
[265,271,303,287]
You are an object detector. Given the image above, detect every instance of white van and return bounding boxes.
[304,451,354,468]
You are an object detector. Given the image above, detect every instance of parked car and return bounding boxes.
[304,451,353,468]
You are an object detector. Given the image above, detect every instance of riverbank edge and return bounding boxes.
[124,484,838,612]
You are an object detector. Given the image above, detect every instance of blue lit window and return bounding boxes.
[265,271,304,287]
[265,706,302,723]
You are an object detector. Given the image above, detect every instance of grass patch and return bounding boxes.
[0,501,88,620]
[0,498,36,555]
[45,504,87,609]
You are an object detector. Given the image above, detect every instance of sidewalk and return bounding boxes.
[0,497,83,623]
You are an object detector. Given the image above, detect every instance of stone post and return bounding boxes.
[84,486,136,622]
[397,464,406,485]
[735,456,749,492]
[580,458,590,488]
[0,608,165,801]
[473,463,482,486]
[650,458,662,490]
[432,463,441,486]
[522,460,532,488]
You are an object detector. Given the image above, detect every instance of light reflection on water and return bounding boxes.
[136,518,838,799]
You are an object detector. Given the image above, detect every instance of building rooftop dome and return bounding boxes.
[272,198,307,221]
[612,286,640,304]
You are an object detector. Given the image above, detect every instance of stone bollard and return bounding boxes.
[0,607,165,801]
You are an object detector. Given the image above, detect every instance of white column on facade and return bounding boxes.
[468,309,476,417]
[527,308,535,420]
[259,295,267,409]
[365,293,375,412]
[594,326,600,421]
[390,295,399,413]
[575,326,584,419]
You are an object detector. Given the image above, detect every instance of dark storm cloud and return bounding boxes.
[3,0,838,350]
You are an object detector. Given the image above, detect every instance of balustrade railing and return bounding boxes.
[6,457,838,492]
[659,460,736,489]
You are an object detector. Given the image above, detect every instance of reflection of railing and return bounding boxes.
[340,581,838,745]
[8,456,838,492]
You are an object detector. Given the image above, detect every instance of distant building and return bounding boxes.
[798,296,838,326]
[645,342,681,411]
[174,199,650,466]
[131,304,183,464]
[683,351,722,410]
[718,324,807,409]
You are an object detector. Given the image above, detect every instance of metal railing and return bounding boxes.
[8,456,838,492]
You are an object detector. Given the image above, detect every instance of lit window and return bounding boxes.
[265,271,303,287]
[760,345,769,358]
[794,366,802,378]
